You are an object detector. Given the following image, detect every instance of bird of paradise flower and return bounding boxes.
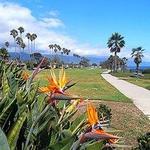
[79,102,119,144]
[39,67,76,104]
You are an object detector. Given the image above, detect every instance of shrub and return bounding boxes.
[142,69,150,74]
[135,132,150,150]
[97,104,112,127]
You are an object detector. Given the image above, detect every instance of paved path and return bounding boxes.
[101,73,150,119]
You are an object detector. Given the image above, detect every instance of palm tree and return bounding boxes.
[5,41,9,48]
[26,33,31,54]
[20,43,26,61]
[61,48,66,63]
[131,47,144,74]
[18,27,24,38]
[21,43,26,52]
[16,37,23,60]
[16,37,23,45]
[31,33,37,52]
[48,44,54,59]
[56,44,61,52]
[122,57,128,72]
[10,29,18,58]
[107,32,125,72]
[0,47,9,61]
[66,49,70,64]
[53,44,58,53]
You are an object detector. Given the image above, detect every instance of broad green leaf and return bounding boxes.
[61,137,75,150]
[49,136,75,150]
[0,99,16,127]
[85,141,104,150]
[7,112,27,150]
[70,113,86,133]
[2,70,9,98]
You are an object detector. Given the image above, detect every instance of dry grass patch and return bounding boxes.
[99,101,150,147]
[78,100,150,148]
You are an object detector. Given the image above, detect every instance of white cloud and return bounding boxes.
[48,10,59,17]
[41,17,64,28]
[0,2,107,57]
[0,2,149,63]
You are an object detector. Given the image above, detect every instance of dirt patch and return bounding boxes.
[78,100,150,148]
[96,101,150,147]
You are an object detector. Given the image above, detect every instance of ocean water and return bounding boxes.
[128,66,150,71]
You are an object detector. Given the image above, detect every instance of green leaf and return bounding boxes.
[83,141,104,150]
[2,70,9,98]
[61,137,75,150]
[0,99,16,127]
[0,128,10,150]
[70,113,86,133]
[57,100,68,109]
[49,136,75,150]
[7,112,27,150]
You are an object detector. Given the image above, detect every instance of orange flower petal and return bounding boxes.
[94,129,119,143]
[39,68,67,95]
[87,103,99,125]
[22,71,29,80]
[39,87,51,93]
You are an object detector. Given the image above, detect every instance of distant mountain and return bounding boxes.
[9,52,30,60]
[9,52,150,67]
[9,52,107,64]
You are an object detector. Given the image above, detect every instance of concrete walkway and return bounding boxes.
[101,73,150,119]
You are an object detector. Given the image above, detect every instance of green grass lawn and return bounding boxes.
[112,71,150,90]
[35,68,130,102]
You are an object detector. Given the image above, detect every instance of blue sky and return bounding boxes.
[0,0,150,61]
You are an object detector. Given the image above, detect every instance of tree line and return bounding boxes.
[0,26,90,68]
[105,32,144,73]
[0,28,145,72]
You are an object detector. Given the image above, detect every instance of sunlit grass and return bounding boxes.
[35,68,131,102]
[112,71,150,90]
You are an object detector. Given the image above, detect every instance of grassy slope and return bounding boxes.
[36,68,130,102]
[112,72,150,90]
[35,68,150,147]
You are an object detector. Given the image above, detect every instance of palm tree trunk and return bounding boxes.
[14,38,16,59]
[28,39,30,54]
[68,54,69,65]
[34,40,35,52]
[19,45,21,62]
[114,52,117,72]
[30,41,32,60]
[30,41,32,54]
[136,63,139,74]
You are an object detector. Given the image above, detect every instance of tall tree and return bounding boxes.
[5,41,9,48]
[20,42,26,61]
[53,44,58,53]
[10,29,18,58]
[31,33,37,52]
[26,33,31,54]
[61,48,66,63]
[131,47,144,74]
[122,57,128,72]
[48,44,54,59]
[16,37,23,60]
[66,49,70,64]
[107,32,125,72]
[18,27,24,38]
